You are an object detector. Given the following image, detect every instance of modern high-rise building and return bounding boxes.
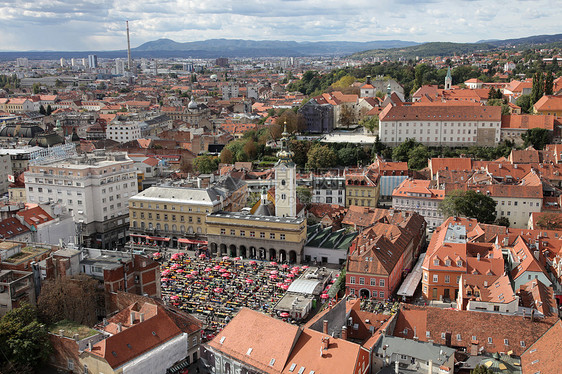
[88,54,98,69]
[24,151,137,249]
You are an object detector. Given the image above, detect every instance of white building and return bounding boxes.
[24,151,137,249]
[106,121,141,143]
[0,154,12,195]
[379,105,502,147]
[392,179,445,228]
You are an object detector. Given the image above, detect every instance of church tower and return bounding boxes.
[445,66,452,90]
[275,123,297,217]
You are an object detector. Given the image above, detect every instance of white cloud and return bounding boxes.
[0,0,559,50]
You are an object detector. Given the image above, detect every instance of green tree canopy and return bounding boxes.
[439,189,497,224]
[516,94,532,113]
[193,154,219,174]
[521,128,551,150]
[471,364,493,374]
[296,186,312,206]
[289,140,311,168]
[408,144,430,170]
[0,304,51,370]
[306,144,337,170]
[220,148,234,164]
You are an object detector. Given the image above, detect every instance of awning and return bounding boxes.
[167,359,189,374]
[397,253,425,297]
[178,238,208,244]
[148,236,170,242]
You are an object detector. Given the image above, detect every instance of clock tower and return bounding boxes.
[275,123,297,217]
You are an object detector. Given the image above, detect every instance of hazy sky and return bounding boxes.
[0,0,560,51]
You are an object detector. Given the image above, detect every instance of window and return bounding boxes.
[270,233,275,239]
[444,275,450,283]
[456,334,461,341]
[240,230,245,237]
[220,229,226,235]
[488,337,493,344]
[504,339,509,345]
[230,229,235,236]
[359,277,365,285]
[260,232,265,238]
[379,291,384,298]
[250,231,255,237]
[370,278,377,286]
[520,341,526,347]
[280,234,285,240]
[349,277,356,284]
[426,331,431,338]
[433,274,438,283]
[379,279,385,287]
[433,258,439,266]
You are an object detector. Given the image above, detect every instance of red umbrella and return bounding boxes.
[280,312,290,318]
[270,261,278,266]
[249,260,257,265]
[170,295,179,300]
[219,268,227,273]
[214,288,223,293]
[161,278,170,282]
[287,273,295,278]
[301,265,309,269]
[321,293,329,299]
[234,257,241,261]
[191,270,199,275]
[221,273,230,278]
[281,264,289,269]
[176,269,185,273]
[281,284,289,290]
[223,256,230,260]
[269,274,278,279]
[177,253,185,256]
[213,265,222,270]
[204,267,212,272]
[284,278,292,283]
[276,282,284,287]
[199,254,206,258]
[270,270,279,275]
[245,279,254,284]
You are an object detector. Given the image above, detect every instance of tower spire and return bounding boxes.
[126,21,132,71]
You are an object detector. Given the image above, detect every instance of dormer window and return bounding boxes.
[445,259,451,266]
[433,258,439,266]
[457,260,462,266]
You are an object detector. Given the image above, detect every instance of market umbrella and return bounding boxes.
[270,270,279,275]
[270,261,278,266]
[302,265,309,269]
[280,312,290,318]
[269,274,278,279]
[321,293,329,299]
[199,254,206,258]
[223,256,230,260]
[221,273,230,278]
[219,268,227,273]
[249,260,257,265]
[281,264,289,269]
[204,267,212,272]
[245,279,254,284]
[284,278,292,283]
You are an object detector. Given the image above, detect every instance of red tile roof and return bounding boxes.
[520,320,562,373]
[16,206,53,228]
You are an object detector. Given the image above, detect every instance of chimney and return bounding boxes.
[117,323,122,333]
[428,359,433,374]
[323,320,329,334]
[413,326,418,340]
[534,250,539,260]
[139,313,144,323]
[88,342,92,351]
[341,326,348,340]
[395,360,400,374]
[477,253,480,261]
[531,308,535,323]
[322,336,330,350]
[130,311,135,325]
[73,334,79,341]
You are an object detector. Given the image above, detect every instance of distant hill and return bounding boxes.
[132,38,420,57]
[351,33,562,60]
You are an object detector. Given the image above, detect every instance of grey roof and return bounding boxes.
[254,201,275,217]
[444,223,467,244]
[287,278,324,295]
[130,186,221,206]
[374,335,456,366]
[209,211,305,224]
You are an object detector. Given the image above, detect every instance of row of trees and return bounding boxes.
[530,70,556,106]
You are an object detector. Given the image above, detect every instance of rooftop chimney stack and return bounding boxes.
[130,311,135,325]
[117,322,122,333]
[428,360,433,374]
[395,360,400,374]
[341,326,348,340]
[323,320,328,334]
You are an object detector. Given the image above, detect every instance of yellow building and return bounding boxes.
[128,176,247,246]
[533,95,562,116]
[206,211,307,263]
[345,169,380,207]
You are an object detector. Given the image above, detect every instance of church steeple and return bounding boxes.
[445,66,452,90]
[275,121,296,217]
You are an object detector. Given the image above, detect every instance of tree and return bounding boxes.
[220,148,234,164]
[306,145,337,170]
[193,154,219,174]
[408,144,430,170]
[37,274,99,326]
[521,128,551,150]
[242,140,258,160]
[277,110,306,134]
[361,115,379,134]
[535,213,562,230]
[289,140,311,168]
[392,138,419,162]
[439,190,497,224]
[339,105,357,129]
[471,364,493,374]
[0,304,51,370]
[338,146,358,167]
[39,105,46,115]
[530,71,544,105]
[46,104,52,116]
[32,83,41,94]
[544,73,554,96]
[495,217,510,228]
[331,75,356,91]
[516,94,532,113]
[487,99,510,115]
[296,186,312,206]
